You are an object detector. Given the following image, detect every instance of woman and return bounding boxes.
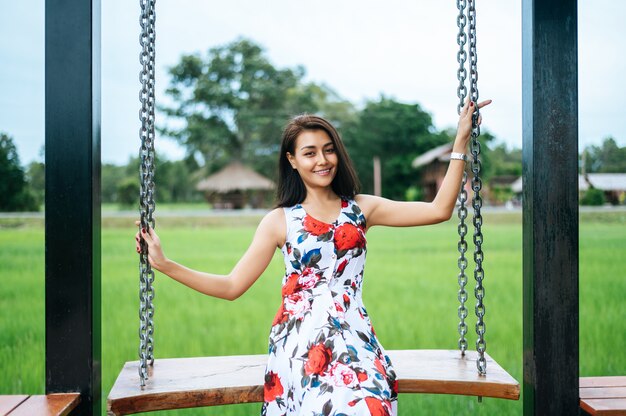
[136,98,490,415]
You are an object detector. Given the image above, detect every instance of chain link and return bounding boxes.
[467,0,487,375]
[455,0,469,356]
[138,0,157,387]
[455,0,486,375]
[456,0,468,115]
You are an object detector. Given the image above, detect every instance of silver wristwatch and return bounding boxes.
[450,152,467,162]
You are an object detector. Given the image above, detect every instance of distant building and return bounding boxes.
[411,143,497,203]
[411,143,460,202]
[511,173,626,205]
[196,161,275,209]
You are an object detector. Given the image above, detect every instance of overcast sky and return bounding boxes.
[1,0,624,165]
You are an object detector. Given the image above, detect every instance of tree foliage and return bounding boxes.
[159,38,354,180]
[342,97,449,200]
[582,137,626,173]
[101,155,201,205]
[25,160,45,207]
[471,134,519,181]
[0,133,38,212]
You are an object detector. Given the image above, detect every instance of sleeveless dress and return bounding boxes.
[262,198,398,416]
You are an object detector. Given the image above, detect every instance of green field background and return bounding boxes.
[1,211,624,415]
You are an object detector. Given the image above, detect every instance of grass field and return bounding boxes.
[1,211,625,415]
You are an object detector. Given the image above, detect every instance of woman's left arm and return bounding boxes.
[358,98,492,228]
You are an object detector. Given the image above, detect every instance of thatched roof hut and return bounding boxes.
[196,161,275,209]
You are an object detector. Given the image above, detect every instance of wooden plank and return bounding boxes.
[581,377,626,388]
[107,350,519,415]
[580,377,626,415]
[8,394,80,416]
[580,399,626,416]
[580,387,626,400]
[391,350,519,399]
[107,354,267,415]
[0,395,29,416]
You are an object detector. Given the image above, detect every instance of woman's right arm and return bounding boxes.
[136,208,285,301]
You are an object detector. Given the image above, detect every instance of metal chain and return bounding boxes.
[138,0,157,387]
[467,0,487,375]
[456,0,468,115]
[455,0,469,356]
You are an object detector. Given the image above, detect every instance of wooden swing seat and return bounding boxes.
[107,349,520,415]
[0,393,80,416]
[580,376,626,416]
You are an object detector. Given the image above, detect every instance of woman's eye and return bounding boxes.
[325,148,335,153]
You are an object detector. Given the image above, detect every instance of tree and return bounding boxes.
[0,133,38,211]
[102,163,127,203]
[485,142,522,178]
[342,97,449,200]
[117,177,140,207]
[105,154,200,206]
[582,137,626,173]
[467,133,515,183]
[26,160,45,207]
[154,156,200,202]
[159,38,353,180]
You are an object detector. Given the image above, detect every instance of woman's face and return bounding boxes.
[287,129,338,190]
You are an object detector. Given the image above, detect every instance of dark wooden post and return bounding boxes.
[522,0,579,415]
[45,0,101,414]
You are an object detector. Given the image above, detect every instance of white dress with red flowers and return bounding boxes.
[262,199,398,416]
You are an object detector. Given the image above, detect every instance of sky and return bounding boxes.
[1,0,625,166]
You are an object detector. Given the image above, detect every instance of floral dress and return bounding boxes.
[262,198,398,416]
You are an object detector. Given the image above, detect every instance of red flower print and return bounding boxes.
[281,272,300,297]
[334,223,366,252]
[304,343,332,375]
[341,199,348,208]
[284,292,311,318]
[343,293,351,308]
[299,267,320,290]
[336,259,348,276]
[264,371,284,402]
[334,301,345,319]
[357,369,368,382]
[374,357,386,376]
[393,379,399,393]
[348,399,360,407]
[364,397,391,416]
[272,302,288,326]
[328,362,358,388]
[303,214,333,236]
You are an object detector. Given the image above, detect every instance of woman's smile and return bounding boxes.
[314,168,332,176]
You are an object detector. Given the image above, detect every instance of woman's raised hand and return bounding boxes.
[134,220,167,271]
[456,98,492,147]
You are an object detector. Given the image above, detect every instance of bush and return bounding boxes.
[581,188,605,206]
[117,178,140,207]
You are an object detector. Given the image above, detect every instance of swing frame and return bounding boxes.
[35,0,603,414]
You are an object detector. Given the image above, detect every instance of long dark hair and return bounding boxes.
[276,114,360,207]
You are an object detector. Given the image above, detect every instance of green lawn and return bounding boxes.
[0,211,624,415]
